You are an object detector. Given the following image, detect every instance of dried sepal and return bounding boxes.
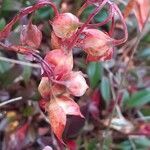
[44,49,73,77]
[62,71,88,97]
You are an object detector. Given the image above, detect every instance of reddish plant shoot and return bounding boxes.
[0,0,128,145]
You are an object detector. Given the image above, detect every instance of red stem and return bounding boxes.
[111,3,128,46]
[67,0,109,51]
[0,1,59,40]
[87,4,113,27]
[77,2,88,17]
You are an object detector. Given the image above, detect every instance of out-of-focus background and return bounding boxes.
[0,0,150,149]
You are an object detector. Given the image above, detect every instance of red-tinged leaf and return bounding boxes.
[123,0,136,18]
[56,95,84,118]
[66,140,77,150]
[134,0,150,31]
[20,23,42,48]
[89,89,101,119]
[48,96,83,143]
[48,99,66,143]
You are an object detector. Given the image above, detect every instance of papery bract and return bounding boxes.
[48,96,83,142]
[38,77,51,99]
[44,49,73,77]
[38,77,67,99]
[62,71,88,97]
[52,13,79,39]
[80,29,113,61]
[20,23,42,48]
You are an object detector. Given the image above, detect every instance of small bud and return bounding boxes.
[63,71,88,97]
[52,13,79,39]
[80,29,113,61]
[44,49,73,77]
[51,31,61,49]
[20,23,42,49]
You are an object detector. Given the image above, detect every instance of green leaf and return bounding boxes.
[116,140,132,150]
[0,53,13,73]
[22,106,33,117]
[33,6,54,23]
[81,6,94,21]
[87,139,97,150]
[138,48,150,59]
[0,18,6,30]
[22,66,32,83]
[87,62,103,89]
[2,0,21,11]
[100,76,111,103]
[94,8,108,23]
[133,137,150,149]
[126,89,150,108]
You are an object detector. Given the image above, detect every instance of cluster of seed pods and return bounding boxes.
[0,0,128,143]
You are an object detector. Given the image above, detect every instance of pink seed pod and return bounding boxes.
[51,31,61,49]
[20,23,42,49]
[52,13,79,39]
[79,29,113,61]
[44,49,73,77]
[63,71,88,97]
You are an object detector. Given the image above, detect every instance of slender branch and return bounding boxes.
[87,4,113,27]
[102,9,150,148]
[77,2,88,17]
[0,1,59,40]
[0,56,40,68]
[67,0,109,51]
[110,3,128,45]
[0,97,22,107]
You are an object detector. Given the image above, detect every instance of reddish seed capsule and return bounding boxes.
[44,49,73,77]
[52,13,79,39]
[79,29,113,61]
[20,23,42,49]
